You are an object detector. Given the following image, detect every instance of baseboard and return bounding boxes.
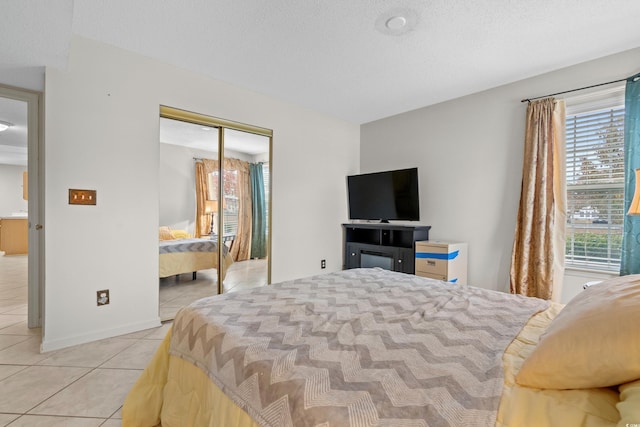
[40,317,162,352]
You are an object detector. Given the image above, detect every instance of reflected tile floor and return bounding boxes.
[0,253,264,426]
[159,258,267,321]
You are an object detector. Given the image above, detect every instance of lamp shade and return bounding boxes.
[628,169,640,215]
[204,200,217,214]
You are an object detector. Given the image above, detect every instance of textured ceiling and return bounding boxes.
[71,0,640,123]
[160,117,270,156]
[0,0,73,89]
[2,0,640,126]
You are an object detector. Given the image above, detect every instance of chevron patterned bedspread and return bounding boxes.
[169,268,549,427]
[159,238,217,254]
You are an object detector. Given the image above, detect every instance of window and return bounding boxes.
[222,169,239,237]
[565,87,625,271]
[207,169,239,237]
[209,163,269,240]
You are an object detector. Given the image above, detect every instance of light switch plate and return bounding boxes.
[69,189,97,205]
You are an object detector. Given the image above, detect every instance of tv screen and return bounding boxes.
[347,168,420,222]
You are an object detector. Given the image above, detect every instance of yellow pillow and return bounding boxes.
[618,379,640,427]
[159,226,174,241]
[516,274,640,389]
[170,229,192,239]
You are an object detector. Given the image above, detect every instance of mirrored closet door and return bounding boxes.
[158,106,272,320]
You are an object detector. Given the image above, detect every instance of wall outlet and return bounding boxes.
[97,289,110,306]
[321,259,326,269]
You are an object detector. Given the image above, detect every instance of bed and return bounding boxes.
[159,237,234,281]
[123,268,640,426]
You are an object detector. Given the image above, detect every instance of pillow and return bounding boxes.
[159,226,174,241]
[516,274,640,389]
[618,379,640,427]
[170,229,192,239]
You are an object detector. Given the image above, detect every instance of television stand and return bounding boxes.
[342,223,431,274]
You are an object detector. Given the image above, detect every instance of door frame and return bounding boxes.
[0,84,44,328]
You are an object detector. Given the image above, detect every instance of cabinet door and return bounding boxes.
[0,219,28,255]
[345,243,360,269]
[395,247,414,274]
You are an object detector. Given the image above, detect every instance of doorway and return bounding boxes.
[157,106,272,320]
[0,85,43,330]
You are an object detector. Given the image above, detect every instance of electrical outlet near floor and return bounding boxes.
[321,259,326,269]
[97,289,110,306]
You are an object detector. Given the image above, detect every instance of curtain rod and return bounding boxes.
[195,157,263,163]
[520,73,640,103]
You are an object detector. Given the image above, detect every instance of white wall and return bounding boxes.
[159,143,197,234]
[42,36,359,350]
[361,47,640,300]
[158,143,216,235]
[0,165,27,216]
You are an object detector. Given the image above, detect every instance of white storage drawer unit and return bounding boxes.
[415,241,467,285]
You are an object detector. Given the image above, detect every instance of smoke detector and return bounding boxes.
[375,8,418,36]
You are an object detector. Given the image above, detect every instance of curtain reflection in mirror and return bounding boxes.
[250,163,267,259]
[195,158,268,263]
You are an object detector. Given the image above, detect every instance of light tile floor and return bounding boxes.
[0,254,265,426]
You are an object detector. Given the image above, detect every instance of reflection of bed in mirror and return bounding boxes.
[159,237,233,281]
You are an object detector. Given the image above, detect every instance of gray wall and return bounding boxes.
[361,47,640,301]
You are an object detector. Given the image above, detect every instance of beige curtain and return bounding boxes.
[195,159,220,236]
[226,158,252,262]
[194,158,252,261]
[510,98,566,301]
[194,161,209,237]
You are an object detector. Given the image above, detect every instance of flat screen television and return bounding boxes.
[347,167,420,222]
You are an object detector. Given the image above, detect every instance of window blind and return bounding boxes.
[565,104,625,271]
